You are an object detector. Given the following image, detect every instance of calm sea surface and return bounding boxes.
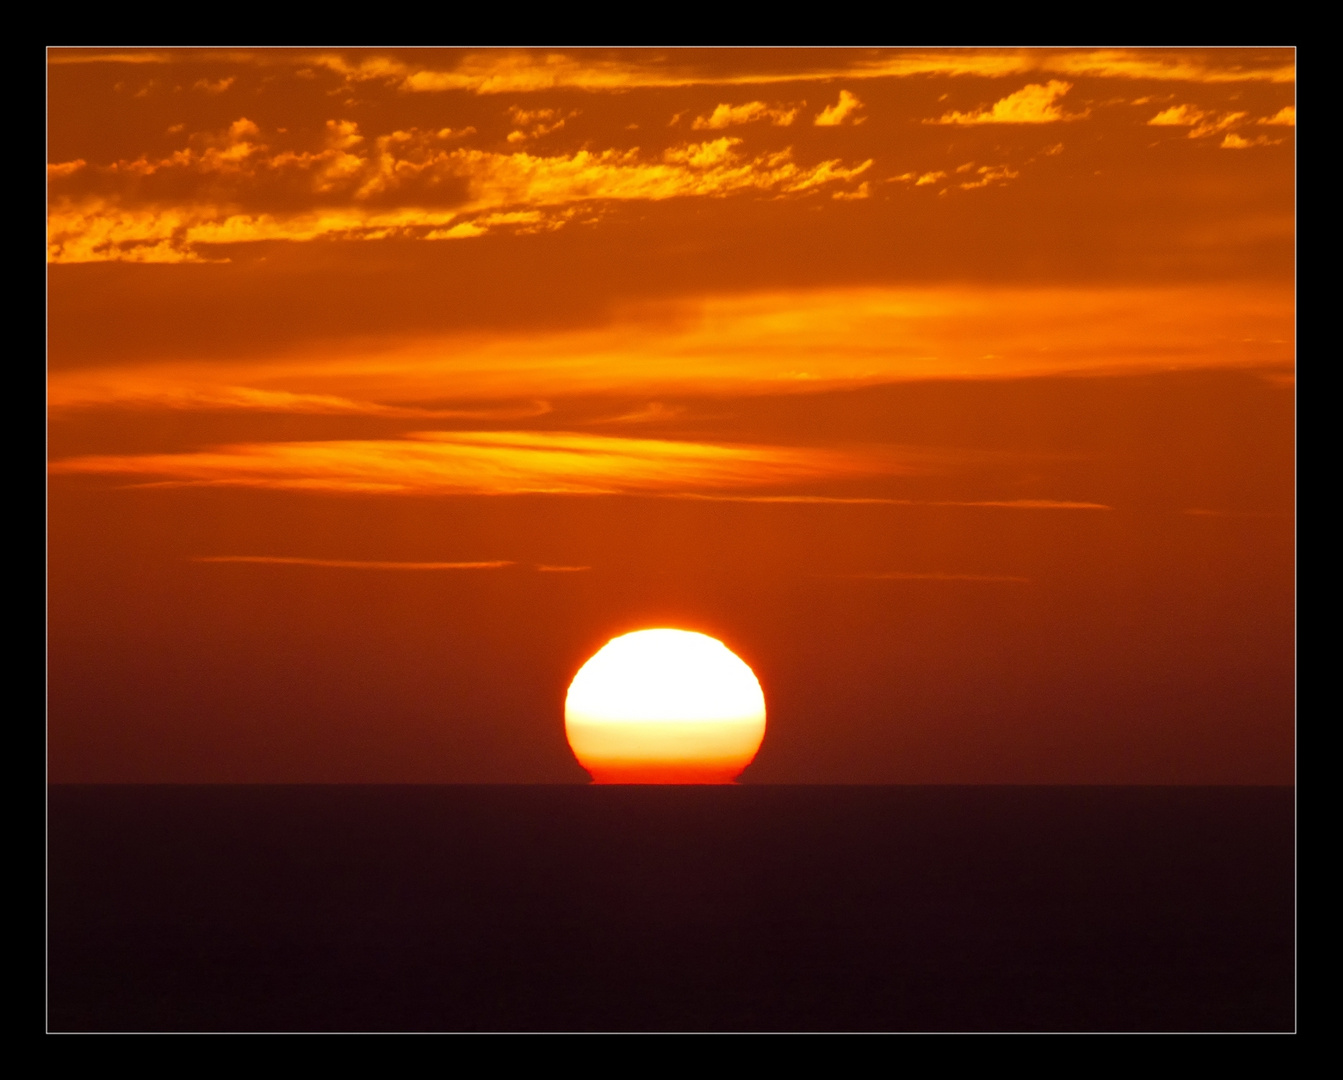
[48,785,1294,1032]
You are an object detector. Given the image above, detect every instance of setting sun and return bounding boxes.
[565,629,766,783]
[47,47,1294,1034]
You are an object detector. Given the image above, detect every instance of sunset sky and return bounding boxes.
[47,48,1294,783]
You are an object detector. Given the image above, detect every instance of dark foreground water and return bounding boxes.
[47,786,1294,1032]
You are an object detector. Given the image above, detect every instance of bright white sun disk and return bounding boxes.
[565,629,766,783]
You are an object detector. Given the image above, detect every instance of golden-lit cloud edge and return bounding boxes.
[931,81,1083,125]
[48,48,1296,87]
[48,130,873,263]
[1146,102,1293,147]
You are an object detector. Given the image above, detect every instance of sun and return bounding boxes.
[565,629,767,784]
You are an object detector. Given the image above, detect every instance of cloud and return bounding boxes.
[48,48,1294,88]
[1182,508,1292,519]
[193,77,234,94]
[840,571,1031,582]
[47,159,86,179]
[1220,132,1283,149]
[50,430,899,497]
[47,122,873,262]
[831,181,871,200]
[1186,111,1248,138]
[890,170,947,186]
[52,430,1114,510]
[595,402,686,424]
[315,49,1295,93]
[47,284,1295,411]
[1259,106,1295,126]
[505,106,575,143]
[1043,50,1293,84]
[48,51,175,64]
[658,494,1112,510]
[1147,103,1205,126]
[956,164,1019,190]
[193,556,513,569]
[47,378,552,420]
[692,101,799,129]
[814,90,864,126]
[1148,105,1250,139]
[932,81,1078,124]
[889,163,1018,192]
[932,499,1110,510]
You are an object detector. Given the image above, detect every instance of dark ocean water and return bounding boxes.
[47,785,1294,1032]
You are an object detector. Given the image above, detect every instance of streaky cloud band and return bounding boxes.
[192,555,513,570]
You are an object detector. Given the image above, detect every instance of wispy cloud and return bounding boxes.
[193,76,234,94]
[47,159,86,179]
[1043,49,1293,84]
[668,494,1110,510]
[953,164,1020,190]
[838,571,1031,582]
[1147,103,1290,148]
[53,434,1118,510]
[691,101,799,129]
[891,163,1021,193]
[932,81,1079,125]
[49,48,1294,87]
[1220,132,1284,149]
[890,170,946,186]
[47,381,552,420]
[814,90,864,126]
[48,121,872,262]
[48,284,1295,410]
[934,499,1110,510]
[49,51,176,64]
[1182,508,1292,519]
[505,105,576,143]
[1148,104,1250,138]
[1147,103,1207,127]
[50,430,902,496]
[193,555,513,569]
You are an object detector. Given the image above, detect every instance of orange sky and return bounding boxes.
[47,48,1294,783]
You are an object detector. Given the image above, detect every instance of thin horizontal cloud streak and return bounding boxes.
[53,436,1113,510]
[50,430,906,496]
[936,499,1110,510]
[841,571,1032,582]
[386,49,1282,94]
[194,555,514,570]
[668,494,1110,510]
[50,48,1295,86]
[47,380,552,420]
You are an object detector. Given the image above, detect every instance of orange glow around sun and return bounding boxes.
[565,629,767,783]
